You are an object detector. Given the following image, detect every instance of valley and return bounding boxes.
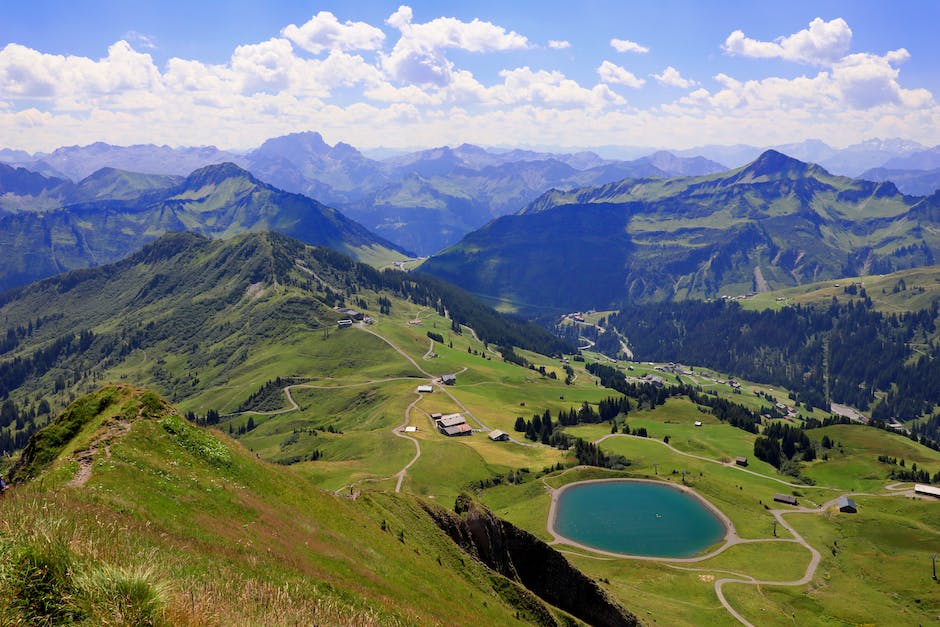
[2,229,939,624]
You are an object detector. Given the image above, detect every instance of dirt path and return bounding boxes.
[393,393,424,492]
[68,419,133,488]
[593,433,841,491]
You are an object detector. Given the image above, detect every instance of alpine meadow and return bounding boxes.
[2,3,940,626]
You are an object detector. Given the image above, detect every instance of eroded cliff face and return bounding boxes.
[424,496,640,627]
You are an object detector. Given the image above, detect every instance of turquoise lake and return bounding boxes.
[554,481,726,558]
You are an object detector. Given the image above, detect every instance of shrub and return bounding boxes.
[0,533,82,625]
[76,564,167,626]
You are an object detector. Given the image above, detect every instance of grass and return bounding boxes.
[0,386,568,625]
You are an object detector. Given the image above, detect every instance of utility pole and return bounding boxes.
[931,554,938,581]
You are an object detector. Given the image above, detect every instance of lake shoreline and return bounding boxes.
[546,476,742,563]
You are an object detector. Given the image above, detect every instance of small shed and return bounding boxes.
[488,430,509,442]
[836,496,857,513]
[774,493,798,506]
[416,385,434,393]
[735,456,748,467]
[404,426,417,433]
[441,374,457,385]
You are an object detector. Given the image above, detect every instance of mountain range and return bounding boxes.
[0,162,405,293]
[419,150,940,314]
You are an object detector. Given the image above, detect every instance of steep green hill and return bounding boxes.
[421,150,940,313]
[0,163,408,292]
[2,385,636,625]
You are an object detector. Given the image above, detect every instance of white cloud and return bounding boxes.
[496,66,625,108]
[651,66,697,89]
[597,60,645,88]
[723,17,852,66]
[610,38,649,54]
[381,5,529,87]
[282,11,385,54]
[548,40,571,50]
[123,31,157,50]
[832,49,931,109]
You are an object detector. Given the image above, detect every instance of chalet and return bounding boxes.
[416,385,434,393]
[836,496,857,513]
[437,414,465,428]
[728,379,742,389]
[915,484,940,498]
[642,374,665,387]
[735,456,748,467]
[441,374,457,386]
[337,319,353,328]
[774,493,798,506]
[339,308,364,321]
[488,430,509,442]
[440,423,472,436]
[436,413,472,437]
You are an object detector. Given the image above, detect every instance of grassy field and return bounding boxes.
[742,264,940,313]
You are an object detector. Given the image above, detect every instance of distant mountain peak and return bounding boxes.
[741,149,820,178]
[182,162,260,188]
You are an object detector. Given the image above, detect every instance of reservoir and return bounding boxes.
[552,480,727,558]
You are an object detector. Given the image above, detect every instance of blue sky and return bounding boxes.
[2,1,939,152]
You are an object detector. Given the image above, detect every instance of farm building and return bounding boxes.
[416,385,434,393]
[440,423,472,437]
[404,426,417,433]
[735,456,748,466]
[774,493,798,505]
[837,496,857,513]
[337,319,353,328]
[430,413,442,420]
[441,374,457,385]
[488,430,509,442]
[436,413,472,436]
[915,484,940,498]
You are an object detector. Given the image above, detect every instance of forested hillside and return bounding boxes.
[598,298,940,423]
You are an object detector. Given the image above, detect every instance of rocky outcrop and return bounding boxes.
[424,495,640,627]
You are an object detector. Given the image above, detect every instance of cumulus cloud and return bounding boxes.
[723,17,852,66]
[548,40,571,50]
[610,38,649,54]
[382,5,529,86]
[651,66,697,88]
[597,60,645,88]
[496,66,625,108]
[282,11,385,54]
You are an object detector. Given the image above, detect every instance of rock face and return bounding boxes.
[425,496,640,627]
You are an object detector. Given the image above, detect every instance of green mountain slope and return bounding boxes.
[421,150,940,313]
[0,163,408,293]
[0,230,567,452]
[3,385,636,625]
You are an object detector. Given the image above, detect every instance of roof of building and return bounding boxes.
[404,426,417,433]
[442,373,457,382]
[441,423,472,436]
[774,493,798,504]
[915,483,940,497]
[416,385,434,393]
[488,430,508,441]
[436,413,466,428]
[735,456,747,463]
[836,496,857,510]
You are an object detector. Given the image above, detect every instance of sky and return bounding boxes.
[2,0,939,153]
